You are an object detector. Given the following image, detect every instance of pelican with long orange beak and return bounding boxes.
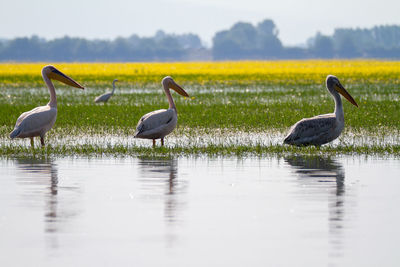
[10,65,84,147]
[134,76,189,147]
[284,75,358,146]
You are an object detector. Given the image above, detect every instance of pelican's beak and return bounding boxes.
[48,68,84,89]
[335,83,358,107]
[170,82,189,97]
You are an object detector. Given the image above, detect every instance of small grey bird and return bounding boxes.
[94,79,118,103]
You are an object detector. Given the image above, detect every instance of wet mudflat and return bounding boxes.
[0,155,399,266]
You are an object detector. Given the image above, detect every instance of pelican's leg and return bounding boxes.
[161,138,164,146]
[152,139,156,147]
[40,136,45,147]
[30,137,34,147]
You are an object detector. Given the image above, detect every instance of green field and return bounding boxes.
[1,62,399,157]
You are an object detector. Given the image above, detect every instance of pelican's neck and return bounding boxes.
[43,73,57,107]
[332,90,344,121]
[164,85,176,112]
[111,81,116,95]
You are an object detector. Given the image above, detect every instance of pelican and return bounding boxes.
[94,79,118,103]
[10,65,84,147]
[284,75,358,146]
[134,76,189,147]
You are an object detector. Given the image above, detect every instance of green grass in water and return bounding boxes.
[0,81,399,156]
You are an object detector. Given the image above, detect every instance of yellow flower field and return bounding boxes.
[0,60,399,88]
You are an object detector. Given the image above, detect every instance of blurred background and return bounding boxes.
[0,0,400,61]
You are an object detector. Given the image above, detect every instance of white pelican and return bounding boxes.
[284,75,358,146]
[10,65,84,147]
[94,79,118,103]
[134,76,189,147]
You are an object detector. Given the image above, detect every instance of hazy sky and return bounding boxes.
[1,0,400,46]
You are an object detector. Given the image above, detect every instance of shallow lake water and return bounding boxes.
[0,155,399,266]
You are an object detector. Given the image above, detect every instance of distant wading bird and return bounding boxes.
[10,65,84,147]
[94,79,118,103]
[134,76,189,147]
[284,75,358,146]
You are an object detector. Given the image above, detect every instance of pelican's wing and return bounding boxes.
[284,114,337,146]
[135,109,175,137]
[10,105,57,138]
[14,106,43,127]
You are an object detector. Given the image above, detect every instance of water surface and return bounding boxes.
[0,155,399,266]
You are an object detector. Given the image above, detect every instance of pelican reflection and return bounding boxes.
[284,155,347,258]
[138,158,187,224]
[285,155,345,199]
[15,157,81,247]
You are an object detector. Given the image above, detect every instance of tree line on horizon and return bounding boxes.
[1,19,400,61]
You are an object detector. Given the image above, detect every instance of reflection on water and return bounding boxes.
[138,158,178,195]
[1,156,399,267]
[15,158,59,233]
[14,157,81,249]
[285,156,348,260]
[138,158,187,220]
[138,158,187,246]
